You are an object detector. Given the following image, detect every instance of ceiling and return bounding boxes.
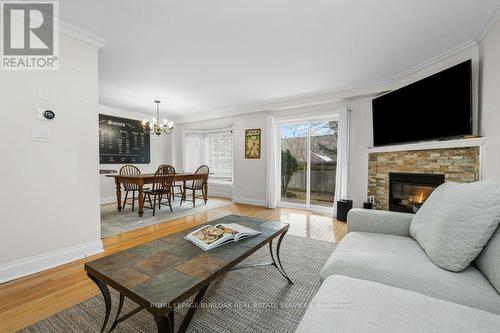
[60,0,500,120]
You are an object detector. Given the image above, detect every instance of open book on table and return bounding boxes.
[185,223,261,251]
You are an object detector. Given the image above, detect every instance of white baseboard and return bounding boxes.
[208,188,232,198]
[0,240,104,284]
[209,192,232,199]
[100,196,117,204]
[232,196,266,207]
[207,183,233,199]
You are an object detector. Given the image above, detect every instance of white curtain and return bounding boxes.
[183,133,204,172]
[265,116,279,208]
[333,106,350,217]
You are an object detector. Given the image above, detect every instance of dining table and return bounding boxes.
[106,173,206,217]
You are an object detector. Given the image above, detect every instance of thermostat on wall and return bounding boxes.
[43,110,55,119]
[37,108,56,121]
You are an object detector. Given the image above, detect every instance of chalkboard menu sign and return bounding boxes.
[99,114,150,164]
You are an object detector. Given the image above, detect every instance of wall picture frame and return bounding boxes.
[245,128,261,159]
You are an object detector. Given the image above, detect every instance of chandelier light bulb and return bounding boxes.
[141,100,174,136]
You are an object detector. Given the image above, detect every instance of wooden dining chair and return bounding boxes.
[181,165,209,207]
[143,165,175,216]
[119,165,142,211]
[170,182,184,202]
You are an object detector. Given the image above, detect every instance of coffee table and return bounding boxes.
[84,215,292,333]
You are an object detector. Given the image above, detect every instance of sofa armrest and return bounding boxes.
[347,208,414,237]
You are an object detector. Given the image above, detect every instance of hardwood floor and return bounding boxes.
[0,201,346,332]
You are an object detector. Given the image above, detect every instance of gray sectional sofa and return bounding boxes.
[296,181,500,333]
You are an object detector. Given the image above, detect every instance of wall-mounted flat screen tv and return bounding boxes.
[372,60,472,147]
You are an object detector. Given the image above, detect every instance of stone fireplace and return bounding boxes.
[368,143,481,211]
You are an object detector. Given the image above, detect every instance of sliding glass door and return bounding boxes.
[279,119,338,210]
[280,123,308,205]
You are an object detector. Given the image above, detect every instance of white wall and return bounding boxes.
[479,18,500,180]
[98,105,173,203]
[0,35,102,283]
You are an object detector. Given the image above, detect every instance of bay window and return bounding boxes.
[183,129,233,183]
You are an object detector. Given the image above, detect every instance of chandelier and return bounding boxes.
[142,100,174,135]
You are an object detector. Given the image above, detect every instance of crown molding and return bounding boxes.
[476,4,500,41]
[0,2,107,48]
[175,40,479,124]
[57,19,107,49]
[389,40,478,82]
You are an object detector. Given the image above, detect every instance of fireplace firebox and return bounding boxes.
[389,173,445,213]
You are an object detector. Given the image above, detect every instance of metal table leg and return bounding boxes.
[269,231,294,284]
[155,310,174,333]
[108,293,124,332]
[87,274,112,333]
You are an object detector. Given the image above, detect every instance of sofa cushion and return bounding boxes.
[296,275,500,333]
[320,232,500,314]
[409,180,500,272]
[476,225,500,293]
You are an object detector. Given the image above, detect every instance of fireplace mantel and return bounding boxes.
[367,137,486,154]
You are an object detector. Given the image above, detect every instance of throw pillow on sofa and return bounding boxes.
[409,180,500,272]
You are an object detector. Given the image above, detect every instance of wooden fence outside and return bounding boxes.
[287,164,336,194]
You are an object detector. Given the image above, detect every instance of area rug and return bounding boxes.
[20,235,336,333]
[101,197,233,238]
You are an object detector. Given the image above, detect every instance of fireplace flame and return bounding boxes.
[415,192,425,204]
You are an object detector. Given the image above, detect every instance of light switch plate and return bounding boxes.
[32,127,50,142]
[38,87,49,100]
